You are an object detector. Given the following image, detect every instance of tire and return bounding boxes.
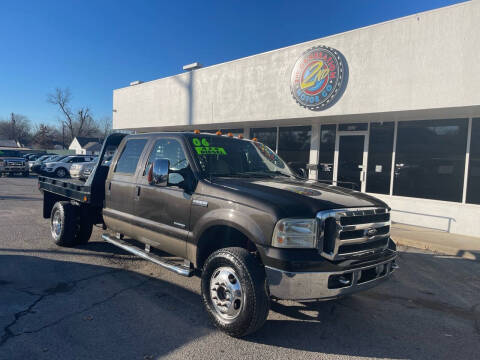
[76,220,93,244]
[50,201,79,246]
[55,167,68,178]
[201,247,270,337]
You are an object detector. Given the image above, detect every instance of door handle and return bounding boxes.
[136,186,141,197]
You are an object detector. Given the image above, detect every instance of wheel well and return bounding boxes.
[196,225,258,270]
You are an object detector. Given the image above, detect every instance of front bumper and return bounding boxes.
[0,167,28,173]
[266,255,398,301]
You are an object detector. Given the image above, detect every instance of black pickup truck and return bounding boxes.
[38,132,398,337]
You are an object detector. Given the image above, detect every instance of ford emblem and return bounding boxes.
[366,228,378,237]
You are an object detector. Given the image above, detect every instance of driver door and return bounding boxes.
[133,137,192,257]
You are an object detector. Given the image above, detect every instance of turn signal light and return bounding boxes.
[193,129,200,134]
[216,131,222,136]
[252,137,258,142]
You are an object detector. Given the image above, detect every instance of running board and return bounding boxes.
[102,233,193,277]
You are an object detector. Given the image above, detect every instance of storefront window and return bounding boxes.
[467,118,480,204]
[367,122,394,194]
[339,123,368,131]
[221,128,243,135]
[250,127,277,152]
[318,124,336,182]
[278,126,311,173]
[393,119,468,202]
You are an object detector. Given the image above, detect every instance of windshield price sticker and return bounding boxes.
[192,138,227,155]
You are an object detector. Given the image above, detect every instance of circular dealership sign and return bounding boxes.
[290,45,348,111]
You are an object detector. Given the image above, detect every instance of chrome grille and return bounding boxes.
[6,160,24,167]
[317,207,390,260]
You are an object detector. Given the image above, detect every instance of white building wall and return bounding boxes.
[372,193,480,238]
[113,1,480,131]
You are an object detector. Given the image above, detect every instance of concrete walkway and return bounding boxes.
[391,223,480,261]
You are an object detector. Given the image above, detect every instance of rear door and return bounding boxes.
[105,138,149,224]
[133,136,192,257]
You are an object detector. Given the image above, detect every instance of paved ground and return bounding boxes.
[1,176,479,360]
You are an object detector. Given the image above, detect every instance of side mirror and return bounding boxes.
[147,159,169,186]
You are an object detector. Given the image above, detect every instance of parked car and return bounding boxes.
[31,155,66,174]
[70,161,95,180]
[38,132,398,337]
[0,149,29,177]
[71,155,111,181]
[41,155,96,178]
[28,154,52,171]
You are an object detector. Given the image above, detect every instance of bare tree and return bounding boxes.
[98,116,113,138]
[0,113,32,146]
[47,88,99,143]
[32,123,55,149]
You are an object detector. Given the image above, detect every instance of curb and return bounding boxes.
[393,236,479,262]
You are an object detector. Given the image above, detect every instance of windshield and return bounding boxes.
[47,155,65,162]
[188,135,296,178]
[0,150,22,158]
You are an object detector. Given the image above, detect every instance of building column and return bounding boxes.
[308,124,320,180]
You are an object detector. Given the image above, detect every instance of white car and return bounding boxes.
[42,155,97,178]
[70,161,96,180]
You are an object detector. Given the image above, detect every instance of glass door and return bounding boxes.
[333,132,369,192]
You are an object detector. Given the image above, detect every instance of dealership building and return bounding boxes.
[113,0,480,237]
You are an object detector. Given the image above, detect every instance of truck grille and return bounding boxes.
[6,160,25,167]
[317,207,391,260]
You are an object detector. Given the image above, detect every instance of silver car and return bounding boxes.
[70,161,96,181]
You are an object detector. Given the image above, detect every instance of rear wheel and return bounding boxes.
[76,219,93,244]
[201,247,270,337]
[50,201,78,246]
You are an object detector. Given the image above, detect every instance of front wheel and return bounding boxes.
[55,168,67,178]
[201,247,270,337]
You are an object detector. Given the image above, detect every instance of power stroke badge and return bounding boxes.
[290,45,348,111]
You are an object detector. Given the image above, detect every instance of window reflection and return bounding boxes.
[393,119,468,202]
[367,122,394,194]
[318,124,336,182]
[250,127,277,152]
[278,126,311,173]
[467,118,480,204]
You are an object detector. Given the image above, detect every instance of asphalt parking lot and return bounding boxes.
[1,176,479,360]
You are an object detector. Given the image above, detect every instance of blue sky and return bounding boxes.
[0,0,464,126]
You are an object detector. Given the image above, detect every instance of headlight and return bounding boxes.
[272,218,317,248]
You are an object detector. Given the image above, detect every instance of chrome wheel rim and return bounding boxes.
[57,169,66,177]
[210,267,244,321]
[51,210,62,238]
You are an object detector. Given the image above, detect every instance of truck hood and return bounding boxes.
[207,177,389,218]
